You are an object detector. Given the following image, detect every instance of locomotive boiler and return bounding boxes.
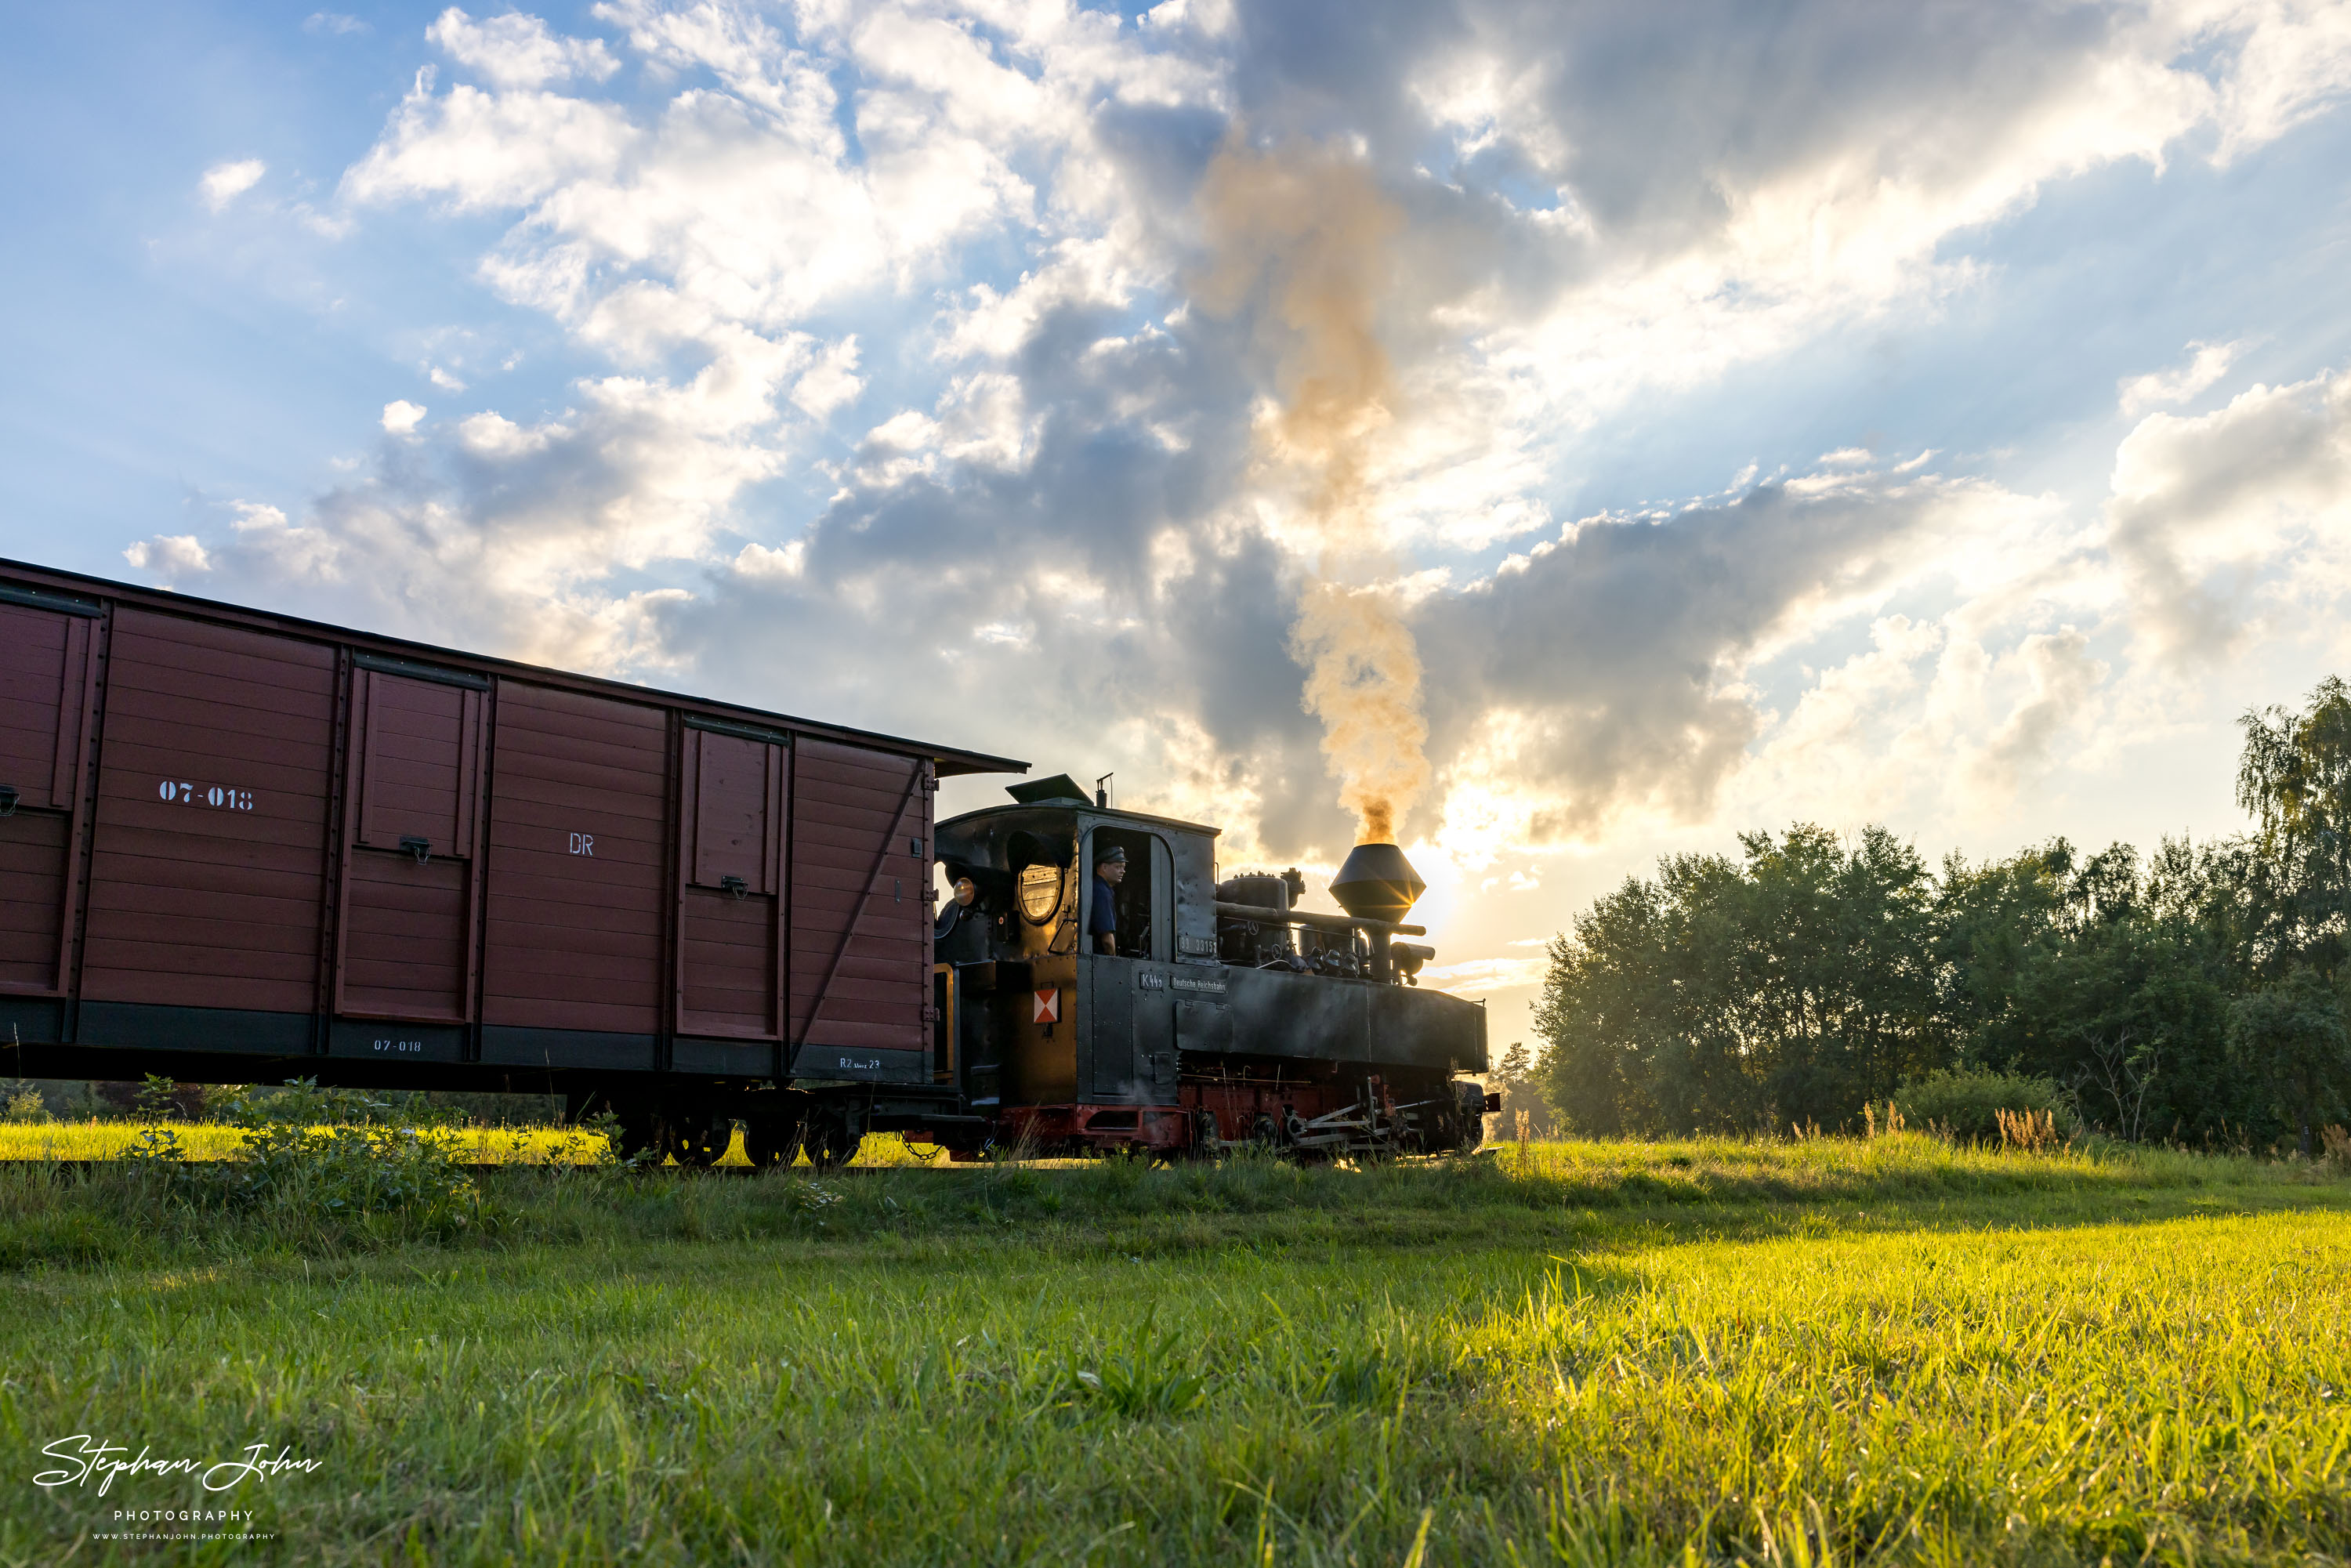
[0,558,1489,1166]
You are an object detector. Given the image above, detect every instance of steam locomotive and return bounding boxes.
[0,560,1490,1166]
[915,774,1491,1162]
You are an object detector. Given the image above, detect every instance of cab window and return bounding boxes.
[1086,827,1168,960]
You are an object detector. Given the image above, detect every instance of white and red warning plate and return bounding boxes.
[1031,987,1061,1024]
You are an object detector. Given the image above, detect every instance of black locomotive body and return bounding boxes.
[922,777,1491,1160]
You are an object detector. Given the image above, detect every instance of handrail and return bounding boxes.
[1212,901,1424,937]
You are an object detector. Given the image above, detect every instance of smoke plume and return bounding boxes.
[1198,136,1431,847]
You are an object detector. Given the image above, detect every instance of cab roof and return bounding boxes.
[936,800,1223,839]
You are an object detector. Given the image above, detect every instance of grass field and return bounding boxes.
[3,1135,2348,1564]
[0,1121,600,1165]
[0,1120,951,1167]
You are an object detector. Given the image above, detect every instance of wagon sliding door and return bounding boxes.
[478,685,667,1067]
[0,591,99,994]
[335,659,488,1023]
[788,741,932,1076]
[675,722,786,1040]
[80,610,338,1048]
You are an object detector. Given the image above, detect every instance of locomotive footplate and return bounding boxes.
[993,1103,1198,1157]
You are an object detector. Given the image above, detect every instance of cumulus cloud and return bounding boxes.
[1974,628,2107,792]
[147,0,2351,879]
[123,534,212,576]
[342,74,638,214]
[1711,364,2351,839]
[2119,340,2248,417]
[1415,469,2023,850]
[199,159,266,211]
[2109,368,2351,663]
[426,7,618,90]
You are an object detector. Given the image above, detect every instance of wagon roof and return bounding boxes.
[0,556,1027,778]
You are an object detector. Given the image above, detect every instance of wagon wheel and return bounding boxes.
[614,1111,660,1164]
[668,1113,732,1169]
[743,1115,805,1169]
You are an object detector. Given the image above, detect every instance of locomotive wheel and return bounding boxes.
[1179,1110,1220,1164]
[668,1112,732,1168]
[743,1115,804,1169]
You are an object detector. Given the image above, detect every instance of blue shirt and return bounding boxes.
[1088,875,1118,942]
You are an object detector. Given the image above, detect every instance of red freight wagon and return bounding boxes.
[0,559,1023,1164]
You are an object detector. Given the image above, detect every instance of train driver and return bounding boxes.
[1089,843,1127,955]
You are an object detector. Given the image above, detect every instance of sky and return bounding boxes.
[4,0,2349,1052]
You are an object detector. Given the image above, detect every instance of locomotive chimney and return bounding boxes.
[1328,842,1425,925]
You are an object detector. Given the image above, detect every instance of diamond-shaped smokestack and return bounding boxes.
[1328,842,1426,925]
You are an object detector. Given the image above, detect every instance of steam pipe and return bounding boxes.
[1212,901,1425,938]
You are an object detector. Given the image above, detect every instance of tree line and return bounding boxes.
[1530,677,2351,1151]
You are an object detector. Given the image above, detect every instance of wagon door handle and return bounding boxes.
[399,835,433,864]
[720,875,748,900]
[0,784,16,817]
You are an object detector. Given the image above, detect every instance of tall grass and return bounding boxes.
[0,1121,597,1164]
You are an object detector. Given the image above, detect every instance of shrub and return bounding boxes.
[1896,1069,2073,1145]
[101,1075,214,1121]
[2,1082,49,1123]
[204,1081,480,1235]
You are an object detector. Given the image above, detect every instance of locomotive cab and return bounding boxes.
[932,777,1490,1160]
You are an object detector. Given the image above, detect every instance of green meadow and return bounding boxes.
[4,1137,2349,1565]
